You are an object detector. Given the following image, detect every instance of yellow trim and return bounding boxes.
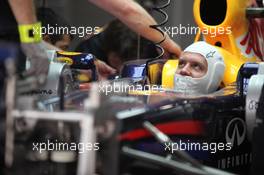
[18,22,42,43]
[129,90,160,96]
[57,51,82,56]
[162,60,179,89]
[194,30,201,42]
[78,74,91,82]
[56,57,74,65]
[193,0,258,61]
[148,62,163,85]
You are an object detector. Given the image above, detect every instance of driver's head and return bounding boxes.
[174,41,225,94]
[176,51,208,78]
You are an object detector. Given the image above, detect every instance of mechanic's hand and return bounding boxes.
[161,36,182,58]
[21,41,50,85]
[94,60,116,80]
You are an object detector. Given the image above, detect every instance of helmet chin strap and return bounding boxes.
[174,74,204,95]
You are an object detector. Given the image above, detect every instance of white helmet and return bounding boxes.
[174,41,225,94]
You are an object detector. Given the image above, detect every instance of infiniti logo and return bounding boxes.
[225,118,246,147]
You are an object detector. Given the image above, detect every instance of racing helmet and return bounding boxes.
[174,41,225,94]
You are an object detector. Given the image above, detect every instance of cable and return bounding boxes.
[149,0,170,59]
[145,0,171,84]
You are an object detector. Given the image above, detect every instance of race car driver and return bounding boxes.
[174,41,226,94]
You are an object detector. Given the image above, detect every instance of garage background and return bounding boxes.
[35,0,196,51]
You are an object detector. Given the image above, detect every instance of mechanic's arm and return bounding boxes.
[8,0,50,84]
[89,0,182,57]
[8,0,37,24]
